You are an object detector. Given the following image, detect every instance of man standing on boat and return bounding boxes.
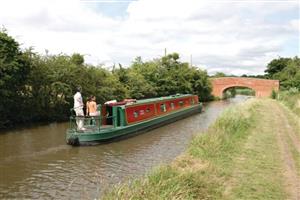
[73,86,85,130]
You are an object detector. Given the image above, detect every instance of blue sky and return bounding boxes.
[83,0,133,18]
[0,0,299,75]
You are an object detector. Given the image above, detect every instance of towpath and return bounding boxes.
[226,100,300,200]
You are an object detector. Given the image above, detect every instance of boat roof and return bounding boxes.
[107,94,195,107]
[135,94,194,104]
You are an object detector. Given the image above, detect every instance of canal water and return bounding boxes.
[0,96,249,199]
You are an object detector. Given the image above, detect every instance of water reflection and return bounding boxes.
[0,96,249,199]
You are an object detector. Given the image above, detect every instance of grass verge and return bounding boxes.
[102,99,290,200]
[278,90,300,117]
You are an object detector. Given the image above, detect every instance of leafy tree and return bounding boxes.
[213,72,226,77]
[190,67,213,101]
[0,30,30,127]
[127,53,212,100]
[0,29,213,129]
[264,56,299,90]
[265,57,291,77]
[71,53,84,65]
[274,57,300,89]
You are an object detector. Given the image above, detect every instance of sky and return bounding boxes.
[0,0,299,75]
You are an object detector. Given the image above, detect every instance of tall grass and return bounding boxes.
[102,100,258,199]
[189,101,255,167]
[278,88,300,117]
[102,99,289,199]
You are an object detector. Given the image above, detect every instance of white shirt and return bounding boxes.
[74,92,83,109]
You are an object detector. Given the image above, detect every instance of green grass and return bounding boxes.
[280,105,300,177]
[102,99,289,200]
[278,91,300,117]
[227,104,286,199]
[102,163,223,200]
[282,104,300,138]
[188,100,286,200]
[286,134,300,177]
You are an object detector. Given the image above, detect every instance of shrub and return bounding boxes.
[271,90,277,99]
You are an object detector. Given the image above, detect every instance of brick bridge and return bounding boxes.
[211,77,279,98]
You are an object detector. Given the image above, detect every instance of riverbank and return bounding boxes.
[278,90,300,117]
[102,98,300,199]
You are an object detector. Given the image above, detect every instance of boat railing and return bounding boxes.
[69,115,117,131]
[69,107,116,132]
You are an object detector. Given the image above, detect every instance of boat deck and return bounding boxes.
[76,125,114,133]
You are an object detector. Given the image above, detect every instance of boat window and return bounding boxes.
[134,111,139,118]
[179,101,184,107]
[146,108,150,113]
[170,102,175,109]
[160,104,167,112]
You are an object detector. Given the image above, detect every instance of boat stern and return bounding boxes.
[66,129,80,146]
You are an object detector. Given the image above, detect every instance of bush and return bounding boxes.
[271,90,278,99]
[288,87,299,94]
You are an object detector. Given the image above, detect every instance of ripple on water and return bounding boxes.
[0,96,249,199]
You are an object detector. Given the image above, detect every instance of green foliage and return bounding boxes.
[241,74,267,79]
[265,57,291,77]
[70,53,84,65]
[213,72,227,77]
[235,88,255,96]
[0,31,212,129]
[271,89,277,99]
[287,87,299,94]
[0,30,30,128]
[278,89,300,117]
[222,88,236,99]
[265,57,300,90]
[114,54,212,101]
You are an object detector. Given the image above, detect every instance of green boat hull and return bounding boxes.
[66,103,202,145]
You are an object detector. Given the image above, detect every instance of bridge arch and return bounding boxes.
[222,85,256,97]
[210,77,279,98]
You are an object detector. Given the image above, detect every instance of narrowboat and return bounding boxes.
[66,94,202,146]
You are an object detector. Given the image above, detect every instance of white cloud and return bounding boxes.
[0,0,298,75]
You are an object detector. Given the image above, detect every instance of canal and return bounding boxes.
[0,96,249,199]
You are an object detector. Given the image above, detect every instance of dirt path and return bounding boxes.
[270,101,300,200]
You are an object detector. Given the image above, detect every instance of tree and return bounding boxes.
[0,30,30,127]
[127,53,212,101]
[274,57,300,89]
[71,53,84,65]
[190,68,212,101]
[213,72,226,77]
[264,56,300,90]
[264,57,291,78]
[0,32,213,129]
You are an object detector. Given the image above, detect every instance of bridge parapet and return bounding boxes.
[210,77,279,98]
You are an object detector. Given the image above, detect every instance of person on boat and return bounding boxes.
[87,96,100,126]
[86,96,92,116]
[88,96,100,117]
[73,86,85,130]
